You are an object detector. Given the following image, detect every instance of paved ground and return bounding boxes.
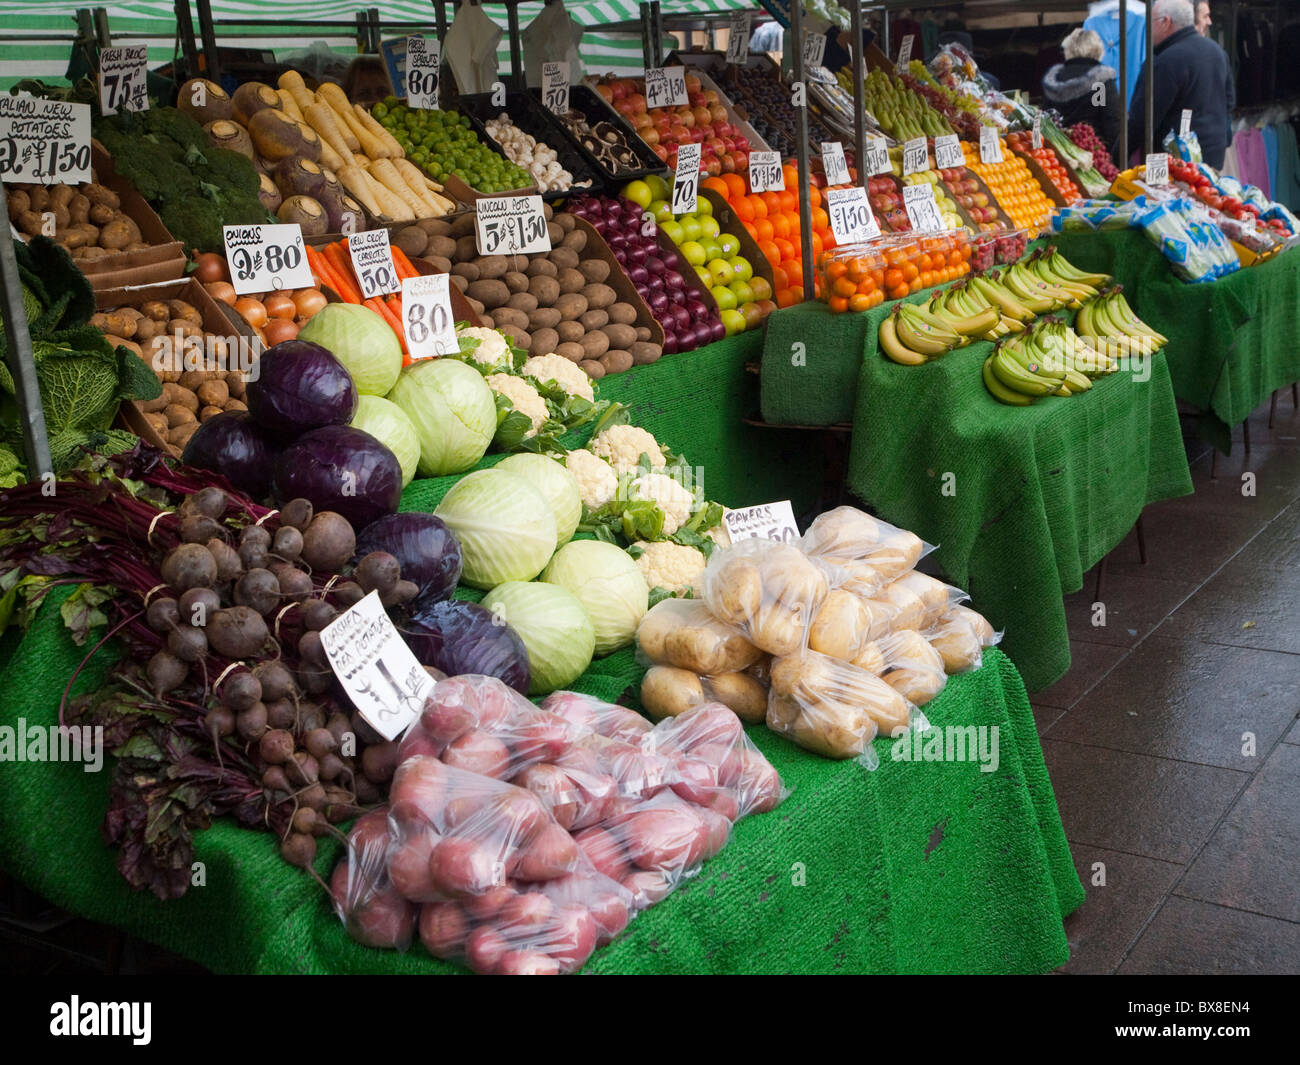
[1044,398,1300,974]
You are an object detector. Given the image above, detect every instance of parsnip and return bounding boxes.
[277,88,302,121]
[318,83,387,158]
[304,101,354,164]
[353,167,413,221]
[354,104,405,159]
[371,158,431,217]
[276,71,316,116]
[338,165,384,217]
[394,158,452,214]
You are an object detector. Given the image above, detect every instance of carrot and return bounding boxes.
[390,246,419,282]
[324,243,362,303]
[304,245,347,298]
[366,296,408,357]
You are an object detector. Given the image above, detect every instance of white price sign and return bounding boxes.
[726,12,752,65]
[748,150,783,193]
[671,142,701,214]
[402,273,459,359]
[475,194,551,255]
[802,29,827,70]
[903,183,944,232]
[1031,114,1042,150]
[348,228,401,298]
[406,35,441,109]
[896,34,915,69]
[1180,109,1193,136]
[541,61,569,115]
[223,224,314,296]
[0,95,92,186]
[98,45,149,116]
[902,136,929,176]
[320,590,436,742]
[826,185,880,246]
[1144,152,1169,186]
[821,141,850,185]
[723,500,799,543]
[864,134,891,177]
[934,134,963,170]
[645,66,688,109]
[979,125,1003,164]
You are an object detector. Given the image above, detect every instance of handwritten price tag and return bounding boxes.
[320,590,436,741]
[98,45,149,116]
[748,150,783,193]
[645,67,688,109]
[864,134,891,177]
[723,500,799,543]
[671,142,701,214]
[0,96,92,186]
[934,134,963,170]
[349,228,401,298]
[821,141,850,185]
[223,224,313,296]
[1144,152,1169,186]
[903,184,944,232]
[402,273,459,359]
[826,185,880,246]
[896,34,915,70]
[902,136,929,176]
[475,194,551,255]
[979,126,1003,164]
[802,29,827,70]
[726,12,752,65]
[406,36,441,109]
[541,62,568,115]
[1031,114,1042,150]
[1180,109,1192,136]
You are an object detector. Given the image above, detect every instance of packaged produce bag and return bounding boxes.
[702,539,833,656]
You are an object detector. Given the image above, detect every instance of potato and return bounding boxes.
[546,222,564,245]
[178,370,213,393]
[466,279,510,309]
[641,665,705,720]
[560,228,587,252]
[15,210,42,236]
[490,307,529,331]
[449,273,470,293]
[169,319,203,339]
[165,403,197,428]
[27,187,49,211]
[442,731,510,778]
[67,193,90,224]
[579,308,608,331]
[600,349,632,374]
[141,300,171,322]
[455,234,478,261]
[426,254,452,274]
[393,225,428,258]
[506,291,538,315]
[98,219,133,250]
[607,302,638,326]
[426,235,457,260]
[580,331,609,359]
[555,293,588,321]
[447,212,477,238]
[603,323,637,350]
[809,589,870,661]
[529,327,559,355]
[703,672,768,723]
[525,257,557,278]
[630,341,662,366]
[513,823,579,881]
[167,422,199,448]
[556,320,585,344]
[163,382,199,411]
[622,806,703,870]
[557,268,585,295]
[475,255,508,279]
[89,203,117,226]
[578,259,610,284]
[225,398,248,412]
[6,189,29,219]
[430,837,503,898]
[199,404,224,421]
[498,325,530,349]
[169,300,202,325]
[528,306,561,331]
[527,275,560,305]
[451,261,480,282]
[635,325,652,342]
[557,341,585,363]
[143,410,169,433]
[552,211,575,232]
[83,183,119,209]
[503,270,529,294]
[103,335,142,358]
[549,246,579,271]
[574,826,629,881]
[465,297,486,317]
[197,379,230,408]
[580,358,605,379]
[66,223,99,248]
[225,371,246,399]
[584,283,617,310]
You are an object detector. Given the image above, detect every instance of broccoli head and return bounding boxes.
[139,107,207,154]
[203,146,261,198]
[161,198,226,255]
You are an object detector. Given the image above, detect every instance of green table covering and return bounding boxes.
[0,584,1082,974]
[1052,232,1300,446]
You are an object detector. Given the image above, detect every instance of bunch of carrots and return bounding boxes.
[304,239,422,363]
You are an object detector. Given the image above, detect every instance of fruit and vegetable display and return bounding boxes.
[1068,122,1118,182]
[896,163,969,233]
[714,61,837,156]
[5,179,153,264]
[550,87,660,178]
[854,67,954,142]
[374,99,532,195]
[192,249,328,347]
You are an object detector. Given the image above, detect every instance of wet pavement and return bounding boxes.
[1043,398,1300,974]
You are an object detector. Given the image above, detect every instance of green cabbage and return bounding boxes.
[480,581,595,695]
[494,453,582,548]
[434,468,557,588]
[387,358,496,476]
[297,303,402,396]
[541,539,649,655]
[349,394,419,487]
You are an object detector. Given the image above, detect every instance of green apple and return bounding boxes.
[679,215,703,242]
[720,307,747,336]
[645,174,671,201]
[711,284,739,311]
[728,278,754,304]
[650,199,674,224]
[695,265,713,286]
[707,257,734,286]
[698,237,722,262]
[694,196,713,216]
[698,215,721,239]
[680,240,707,267]
[717,234,740,257]
[623,179,653,209]
[659,219,685,244]
[731,256,754,283]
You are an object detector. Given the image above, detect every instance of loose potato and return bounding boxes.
[525,257,557,278]
[555,293,588,321]
[168,301,202,325]
[426,235,457,260]
[607,302,638,326]
[447,212,477,238]
[579,358,605,379]
[418,217,452,235]
[141,391,170,414]
[103,335,142,358]
[197,379,230,408]
[451,261,480,282]
[503,271,529,294]
[528,306,561,331]
[89,203,118,226]
[560,228,587,252]
[200,404,224,422]
[225,398,248,412]
[169,319,203,339]
[505,291,538,315]
[603,323,637,349]
[179,369,214,392]
[552,211,574,231]
[630,341,662,366]
[490,307,530,331]
[498,325,530,350]
[475,255,508,280]
[27,187,49,211]
[579,309,608,332]
[15,210,42,236]
[578,259,610,284]
[529,327,559,355]
[466,279,510,309]
[600,349,633,374]
[73,246,109,263]
[163,382,199,412]
[225,371,246,399]
[165,403,197,427]
[167,423,200,449]
[83,183,120,209]
[546,222,564,245]
[67,193,90,225]
[393,225,428,258]
[580,331,610,359]
[556,342,585,363]
[6,189,29,220]
[527,276,560,305]
[141,300,171,322]
[465,297,486,317]
[455,234,478,261]
[635,325,652,342]
[556,321,584,344]
[98,219,133,250]
[557,268,585,295]
[449,273,470,293]
[426,254,452,274]
[640,666,705,720]
[549,247,579,271]
[144,410,169,433]
[584,283,617,310]
[133,317,162,341]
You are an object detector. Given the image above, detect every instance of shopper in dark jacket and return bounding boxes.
[1041,28,1122,153]
[1127,0,1233,167]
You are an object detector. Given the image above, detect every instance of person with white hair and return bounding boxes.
[1041,28,1122,153]
[1127,0,1235,167]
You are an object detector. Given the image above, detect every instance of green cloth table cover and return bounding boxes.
[1052,232,1300,446]
[0,584,1082,974]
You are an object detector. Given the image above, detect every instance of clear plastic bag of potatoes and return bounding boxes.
[806,586,900,662]
[800,506,935,586]
[634,597,762,675]
[540,689,654,745]
[874,570,969,633]
[702,539,835,657]
[925,604,1001,674]
[639,663,769,723]
[868,629,948,706]
[329,806,418,951]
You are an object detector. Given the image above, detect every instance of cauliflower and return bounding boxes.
[456,326,512,372]
[704,519,732,549]
[590,424,666,475]
[630,472,694,535]
[632,540,707,597]
[566,448,618,509]
[487,374,548,436]
[522,353,595,401]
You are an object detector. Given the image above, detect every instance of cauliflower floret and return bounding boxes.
[632,540,707,597]
[522,353,595,401]
[704,517,732,548]
[590,424,666,475]
[456,326,512,372]
[630,472,694,535]
[487,374,548,436]
[566,448,618,509]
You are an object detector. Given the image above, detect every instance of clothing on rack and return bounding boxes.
[1274,121,1300,214]
[1262,124,1278,203]
[1233,128,1270,197]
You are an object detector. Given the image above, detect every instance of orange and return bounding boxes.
[774,237,796,262]
[702,176,730,200]
[733,197,755,223]
[770,213,791,240]
[832,276,856,299]
[811,206,829,232]
[743,221,758,240]
[772,265,790,291]
[761,191,783,215]
[887,283,909,300]
[776,287,800,308]
[810,231,824,257]
[748,194,768,219]
[785,259,804,288]
[753,217,774,243]
[759,240,781,266]
[778,189,797,213]
[722,172,747,201]
[902,262,919,281]
[782,164,799,189]
[848,293,873,312]
[808,184,822,209]
[920,270,935,288]
[829,295,849,313]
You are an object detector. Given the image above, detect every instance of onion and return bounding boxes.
[647,291,669,316]
[206,281,237,306]
[234,297,268,328]
[646,274,665,294]
[265,292,296,320]
[645,256,665,275]
[194,252,229,284]
[662,332,679,355]
[668,288,686,306]
[263,318,300,345]
[708,320,726,342]
[665,271,685,290]
[607,233,627,253]
[627,265,648,285]
[661,251,680,270]
[670,305,690,330]
[293,289,328,320]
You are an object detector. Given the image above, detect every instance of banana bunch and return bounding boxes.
[879,283,1011,365]
[1075,286,1168,357]
[982,319,1118,405]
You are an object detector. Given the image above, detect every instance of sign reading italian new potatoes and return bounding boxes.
[0,95,91,186]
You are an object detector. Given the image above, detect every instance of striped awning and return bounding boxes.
[0,1,756,89]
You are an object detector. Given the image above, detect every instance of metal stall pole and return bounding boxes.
[1118,0,1128,164]
[92,7,111,47]
[790,0,815,303]
[368,7,382,52]
[356,11,369,51]
[195,0,221,81]
[1144,0,1154,155]
[848,0,867,190]
[651,2,664,67]
[881,5,890,63]
[506,1,524,89]
[0,239,53,480]
[174,0,200,82]
[435,0,449,41]
[640,3,655,69]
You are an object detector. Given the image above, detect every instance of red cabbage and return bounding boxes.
[399,599,530,694]
[247,339,358,439]
[181,411,277,499]
[273,425,402,531]
[355,512,462,600]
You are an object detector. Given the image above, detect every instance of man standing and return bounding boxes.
[1127,0,1234,168]
[1195,1,1212,35]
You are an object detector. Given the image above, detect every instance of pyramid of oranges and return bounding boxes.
[961,141,1056,233]
[701,166,835,307]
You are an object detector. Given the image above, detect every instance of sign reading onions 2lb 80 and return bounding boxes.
[475,194,551,255]
[0,95,91,186]
[348,228,401,298]
[223,223,314,296]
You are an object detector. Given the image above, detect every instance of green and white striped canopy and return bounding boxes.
[0,1,756,89]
